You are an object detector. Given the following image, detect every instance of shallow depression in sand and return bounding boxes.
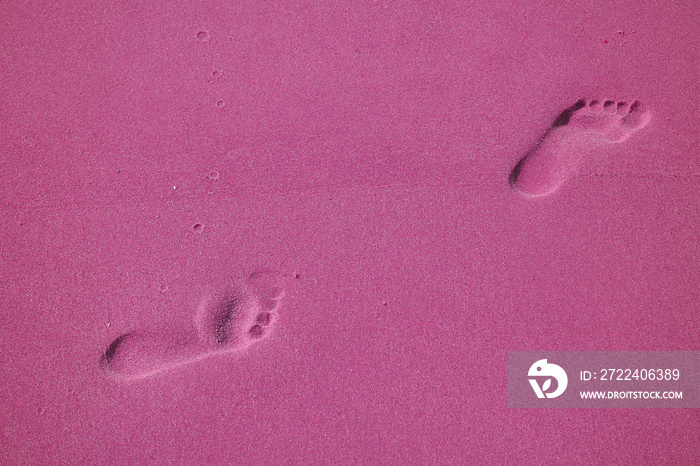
[509,98,652,198]
[100,270,288,381]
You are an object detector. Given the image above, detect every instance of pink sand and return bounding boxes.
[1,0,699,463]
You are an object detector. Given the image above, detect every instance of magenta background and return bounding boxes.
[1,0,699,464]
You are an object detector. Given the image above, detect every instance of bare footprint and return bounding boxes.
[509,99,652,198]
[195,269,286,347]
[100,270,288,381]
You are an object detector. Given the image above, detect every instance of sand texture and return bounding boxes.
[1,0,698,463]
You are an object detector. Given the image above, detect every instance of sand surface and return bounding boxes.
[1,0,699,463]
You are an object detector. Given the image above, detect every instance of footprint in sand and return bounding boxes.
[509,99,652,198]
[100,270,287,381]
